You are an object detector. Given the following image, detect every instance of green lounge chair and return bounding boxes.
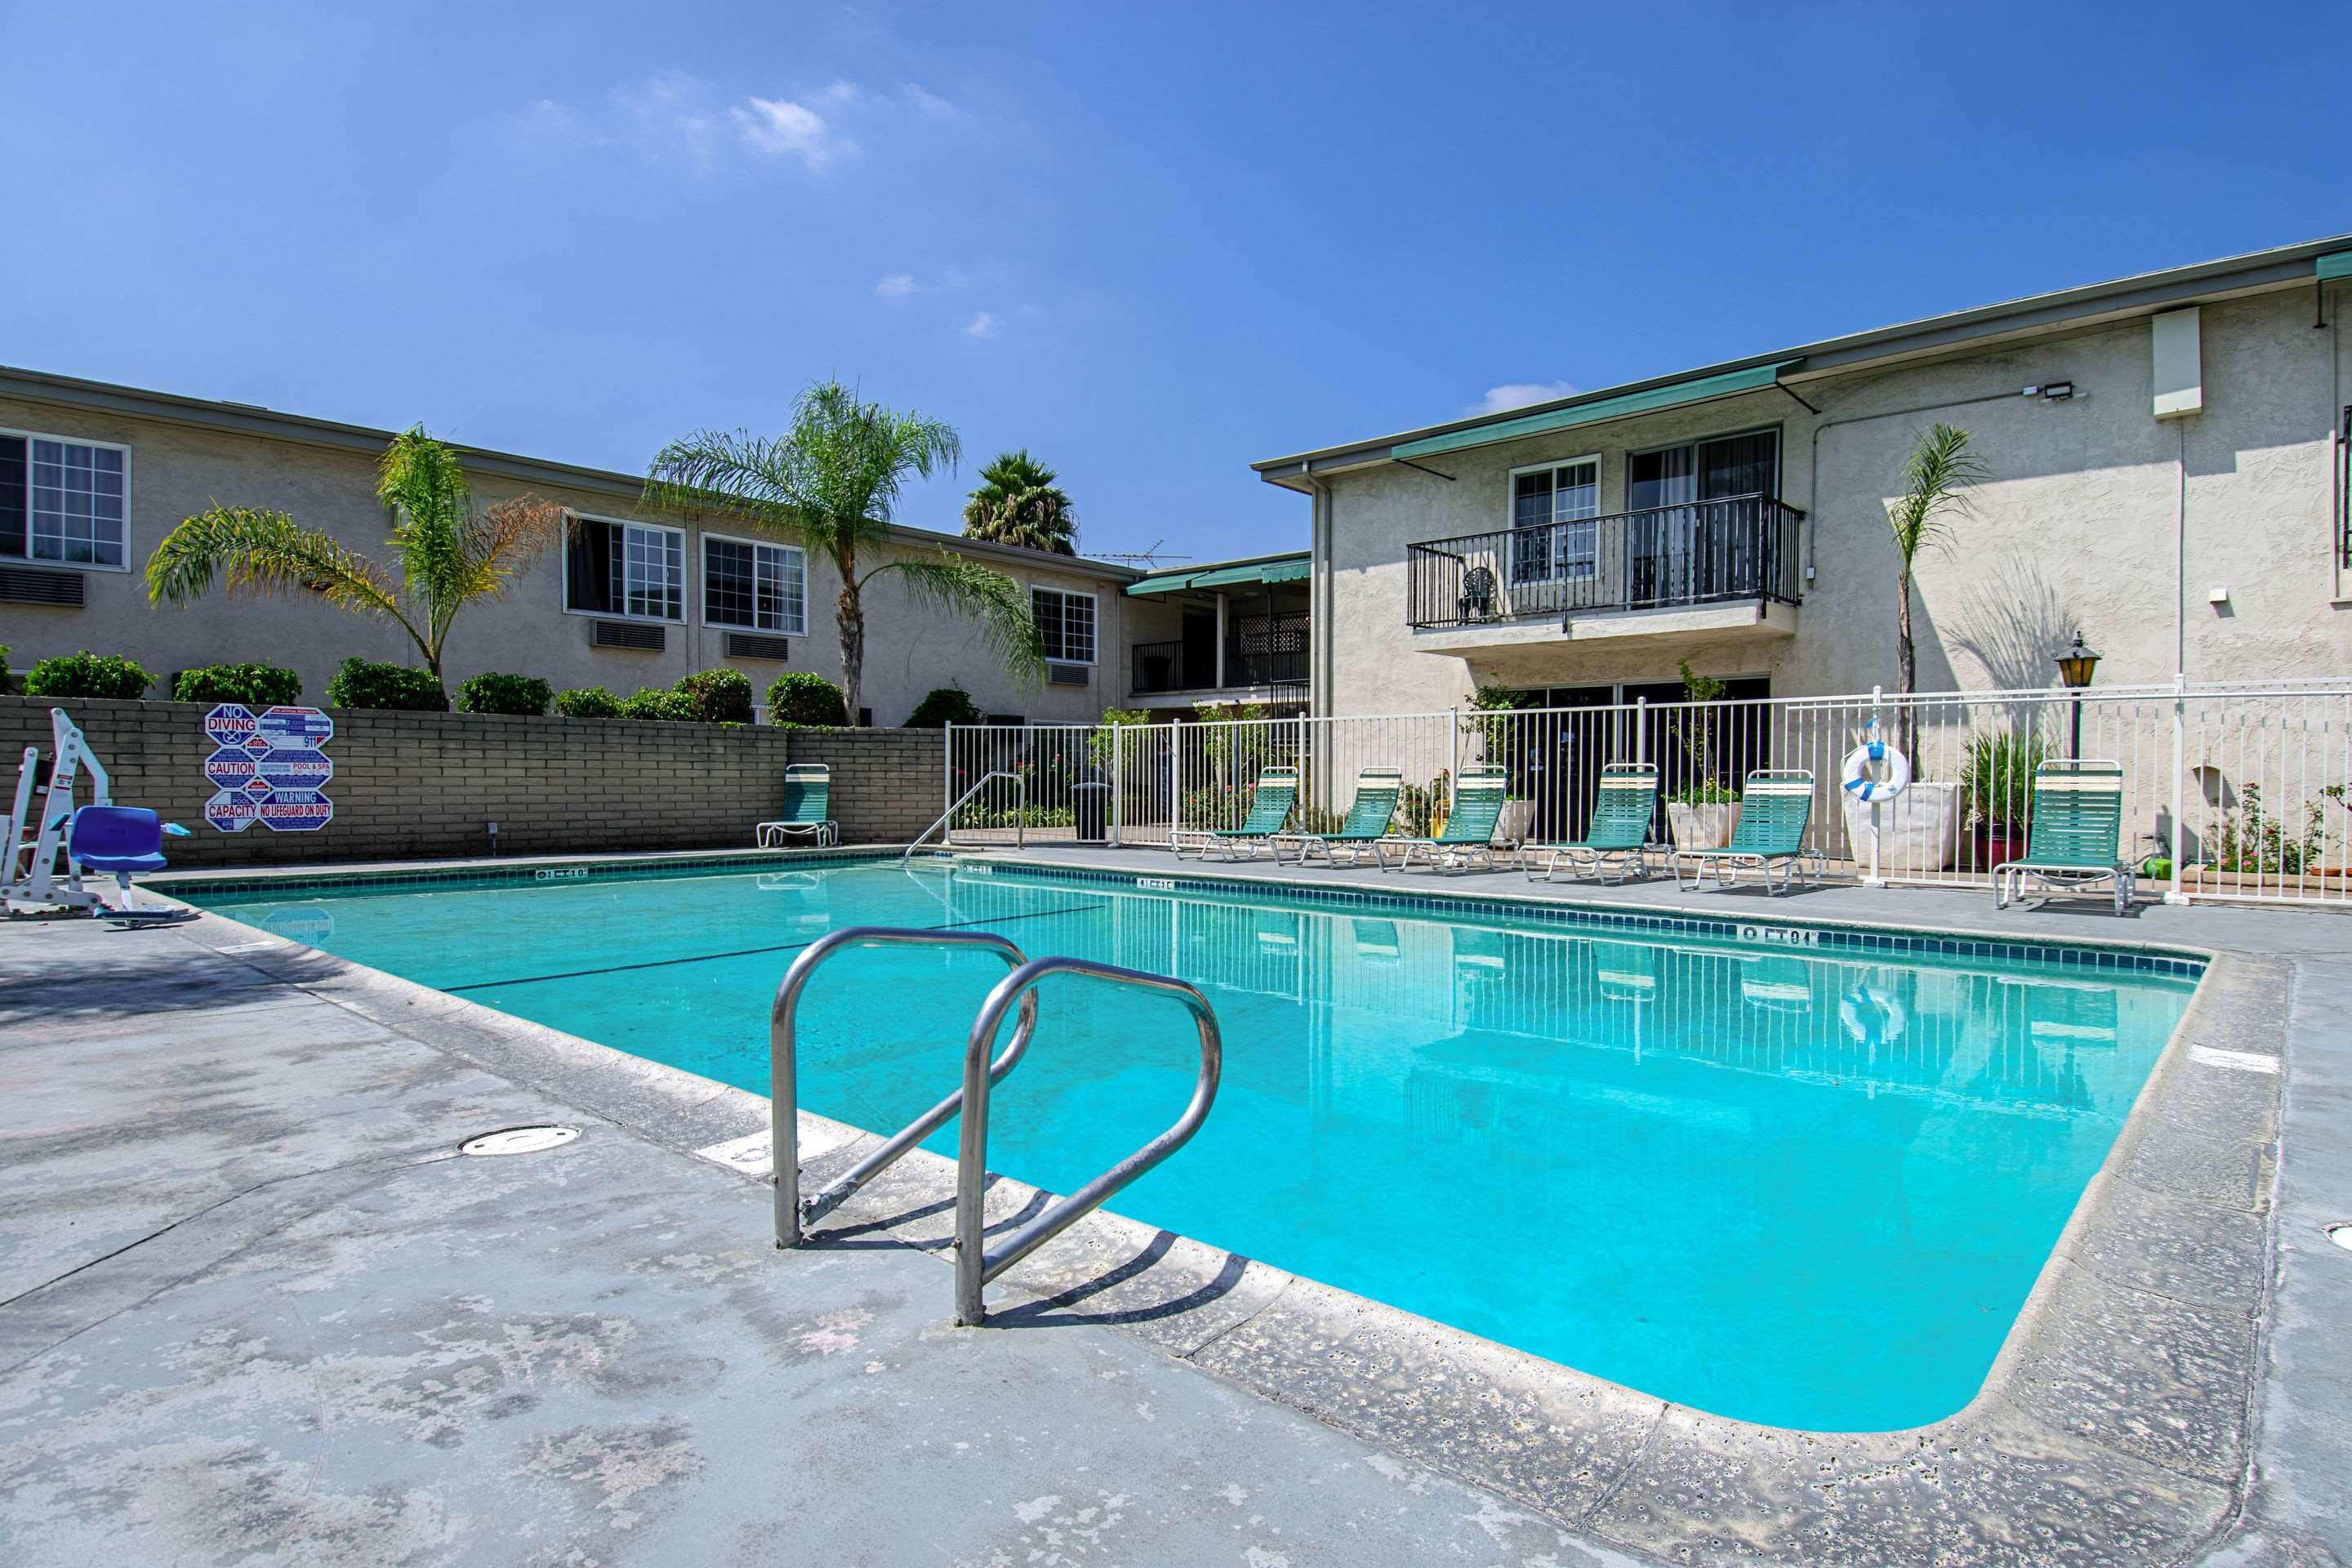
[1196,766,1299,861]
[1670,769,1823,896]
[1376,768,1512,873]
[1994,760,2136,915]
[1280,767,1403,866]
[756,764,837,848]
[1520,763,1659,883]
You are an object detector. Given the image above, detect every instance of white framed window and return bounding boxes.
[0,429,131,570]
[1508,455,1599,583]
[1031,586,1097,664]
[702,533,806,635]
[564,513,684,622]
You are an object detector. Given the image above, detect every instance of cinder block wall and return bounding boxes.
[0,696,946,867]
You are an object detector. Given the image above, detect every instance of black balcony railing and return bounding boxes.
[1405,493,1806,630]
[1130,612,1311,696]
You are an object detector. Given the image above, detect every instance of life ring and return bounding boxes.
[1841,738,1909,803]
[1841,985,1908,1049]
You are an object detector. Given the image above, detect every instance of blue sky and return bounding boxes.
[2,2,2341,564]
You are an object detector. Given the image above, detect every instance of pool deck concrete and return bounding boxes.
[2,844,2347,1566]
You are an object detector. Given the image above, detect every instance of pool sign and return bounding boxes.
[201,703,336,834]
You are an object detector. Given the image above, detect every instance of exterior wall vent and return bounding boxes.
[0,568,85,608]
[1047,662,1091,687]
[593,619,666,652]
[725,632,792,662]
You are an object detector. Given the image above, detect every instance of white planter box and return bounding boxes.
[1840,780,1961,877]
[1668,800,1740,851]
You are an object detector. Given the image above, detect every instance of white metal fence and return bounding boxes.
[943,679,2352,906]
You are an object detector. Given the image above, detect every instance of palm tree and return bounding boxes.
[962,448,1077,555]
[647,381,1044,724]
[145,427,564,688]
[1885,422,1989,750]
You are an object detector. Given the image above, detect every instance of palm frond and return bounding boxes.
[430,495,567,646]
[146,506,404,618]
[866,553,1046,681]
[1886,423,1989,564]
[644,428,806,525]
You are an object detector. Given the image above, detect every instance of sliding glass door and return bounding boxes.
[1626,430,1780,605]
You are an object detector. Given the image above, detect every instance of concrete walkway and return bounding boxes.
[0,911,1627,1567]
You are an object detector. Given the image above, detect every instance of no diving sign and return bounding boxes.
[202,703,336,834]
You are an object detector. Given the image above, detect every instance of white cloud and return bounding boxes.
[514,73,956,176]
[1471,381,1579,415]
[963,311,1002,339]
[898,83,960,119]
[733,95,854,169]
[875,273,918,299]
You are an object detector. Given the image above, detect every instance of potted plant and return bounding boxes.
[1667,777,1741,851]
[1962,731,2046,870]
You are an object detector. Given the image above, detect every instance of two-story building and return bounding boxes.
[1254,234,2352,717]
[0,366,1147,726]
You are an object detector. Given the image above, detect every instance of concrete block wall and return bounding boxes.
[0,695,946,868]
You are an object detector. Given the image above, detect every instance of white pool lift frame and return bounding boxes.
[4,707,114,914]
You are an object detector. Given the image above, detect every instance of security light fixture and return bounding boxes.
[2041,381,2075,402]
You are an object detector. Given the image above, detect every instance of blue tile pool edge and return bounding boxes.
[951,853,2212,981]
[155,845,2209,981]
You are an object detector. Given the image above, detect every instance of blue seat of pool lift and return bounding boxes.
[65,805,192,915]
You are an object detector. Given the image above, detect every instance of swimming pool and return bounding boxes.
[178,855,2199,1432]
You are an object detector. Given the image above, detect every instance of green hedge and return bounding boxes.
[617,687,687,721]
[554,686,623,718]
[767,670,847,728]
[173,662,301,706]
[905,684,980,728]
[325,657,448,711]
[675,668,754,724]
[23,651,154,701]
[456,672,553,716]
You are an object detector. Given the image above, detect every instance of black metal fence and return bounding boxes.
[1405,493,1805,630]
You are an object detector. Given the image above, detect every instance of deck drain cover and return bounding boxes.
[2328,1222,2352,1254]
[460,1125,581,1157]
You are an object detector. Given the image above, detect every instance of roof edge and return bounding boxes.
[0,363,1139,581]
[1253,231,2352,483]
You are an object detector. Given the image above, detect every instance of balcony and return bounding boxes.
[1405,494,1805,644]
[1130,612,1310,702]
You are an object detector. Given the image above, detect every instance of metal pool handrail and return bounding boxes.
[905,769,1024,865]
[769,926,1038,1247]
[952,956,1223,1325]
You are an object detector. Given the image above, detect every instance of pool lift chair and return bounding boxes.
[4,707,191,919]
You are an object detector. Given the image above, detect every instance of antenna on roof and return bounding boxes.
[1092,539,1190,568]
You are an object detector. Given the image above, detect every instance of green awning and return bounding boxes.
[2319,250,2352,282]
[1392,357,1807,461]
[1125,554,1311,595]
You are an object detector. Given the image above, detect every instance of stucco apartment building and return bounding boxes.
[1256,235,2352,717]
[0,367,1143,727]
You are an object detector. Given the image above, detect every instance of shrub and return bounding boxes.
[767,670,847,728]
[325,657,448,711]
[905,684,981,728]
[456,672,553,717]
[0,643,11,692]
[618,687,687,721]
[173,662,301,706]
[555,685,623,719]
[674,668,754,724]
[23,651,154,701]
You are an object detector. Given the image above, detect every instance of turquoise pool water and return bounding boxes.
[182,858,2197,1431]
